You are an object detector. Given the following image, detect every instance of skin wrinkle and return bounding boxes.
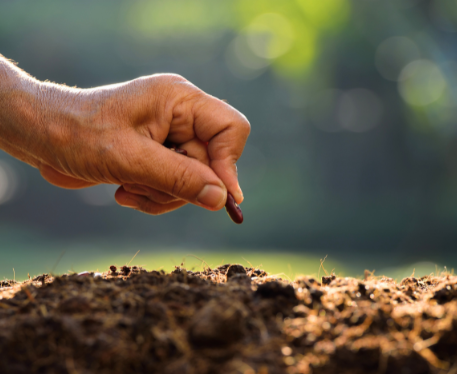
[120,137,155,184]
[39,84,72,165]
[133,195,186,215]
[104,162,121,185]
[141,76,175,143]
[0,138,39,167]
[170,159,187,198]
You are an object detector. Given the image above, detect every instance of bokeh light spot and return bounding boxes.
[273,22,317,79]
[245,13,295,60]
[225,35,270,80]
[126,0,232,36]
[296,0,350,30]
[398,60,446,106]
[375,36,420,81]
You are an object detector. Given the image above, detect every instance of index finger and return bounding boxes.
[190,95,251,204]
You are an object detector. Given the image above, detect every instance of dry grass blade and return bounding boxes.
[127,250,140,266]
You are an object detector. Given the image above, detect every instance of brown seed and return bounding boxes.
[225,193,243,224]
[174,148,187,156]
[166,143,243,224]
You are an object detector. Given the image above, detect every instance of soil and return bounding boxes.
[0,264,456,374]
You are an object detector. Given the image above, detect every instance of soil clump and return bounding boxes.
[0,264,456,373]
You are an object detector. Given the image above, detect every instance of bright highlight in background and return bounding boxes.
[399,60,446,106]
[245,13,295,60]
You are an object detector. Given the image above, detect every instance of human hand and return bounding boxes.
[0,56,250,215]
[42,75,250,215]
[1,72,250,215]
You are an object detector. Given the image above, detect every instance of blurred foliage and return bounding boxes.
[1,0,457,271]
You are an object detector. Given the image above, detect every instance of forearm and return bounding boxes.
[0,55,79,166]
[0,56,40,150]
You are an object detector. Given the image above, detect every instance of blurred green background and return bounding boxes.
[1,0,457,281]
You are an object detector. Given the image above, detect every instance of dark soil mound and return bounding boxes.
[0,265,456,374]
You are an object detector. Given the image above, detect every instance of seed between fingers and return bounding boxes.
[166,143,243,224]
[174,148,187,156]
[225,192,243,224]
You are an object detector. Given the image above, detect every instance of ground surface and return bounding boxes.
[0,264,456,374]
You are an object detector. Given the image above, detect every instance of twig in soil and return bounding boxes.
[127,250,140,266]
[318,255,328,279]
[50,250,66,276]
[22,286,35,303]
[417,345,449,370]
[364,269,375,281]
[12,268,15,283]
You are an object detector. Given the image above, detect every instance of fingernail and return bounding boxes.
[124,184,150,196]
[197,185,225,208]
[230,182,243,204]
[234,186,244,204]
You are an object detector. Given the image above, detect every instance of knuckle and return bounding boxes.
[164,73,187,82]
[155,73,188,86]
[240,116,251,137]
[132,74,188,90]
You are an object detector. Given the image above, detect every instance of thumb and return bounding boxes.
[120,138,227,211]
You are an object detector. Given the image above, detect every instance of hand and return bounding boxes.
[0,61,250,215]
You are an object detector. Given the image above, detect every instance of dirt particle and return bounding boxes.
[322,274,336,285]
[188,299,248,348]
[226,264,247,279]
[255,281,297,301]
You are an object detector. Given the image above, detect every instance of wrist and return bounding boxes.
[0,60,40,152]
[0,59,83,165]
